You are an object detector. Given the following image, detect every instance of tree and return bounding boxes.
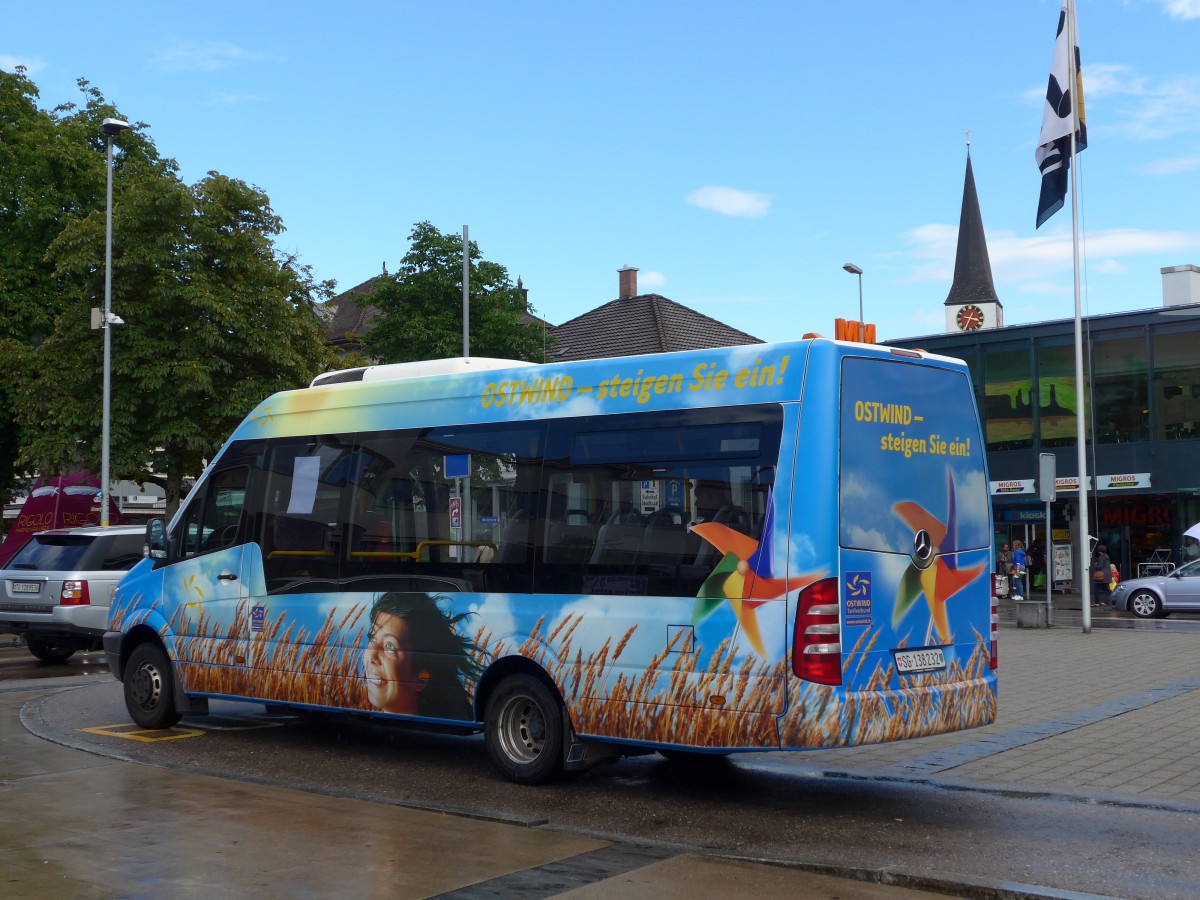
[0,70,161,507]
[1,72,335,516]
[364,222,553,365]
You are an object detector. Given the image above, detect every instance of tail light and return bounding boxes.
[989,574,998,669]
[60,580,91,606]
[793,577,841,685]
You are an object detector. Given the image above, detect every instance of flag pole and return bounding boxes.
[1066,0,1091,632]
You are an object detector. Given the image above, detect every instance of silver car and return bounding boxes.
[0,525,145,662]
[1110,558,1200,619]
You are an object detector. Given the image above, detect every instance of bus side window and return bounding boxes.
[538,406,782,596]
[175,466,248,560]
[257,438,349,591]
[343,425,543,594]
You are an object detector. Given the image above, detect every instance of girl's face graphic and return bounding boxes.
[362,612,423,714]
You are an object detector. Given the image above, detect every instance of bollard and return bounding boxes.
[1016,600,1048,628]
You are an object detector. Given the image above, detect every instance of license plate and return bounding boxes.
[894,647,946,674]
[11,582,41,594]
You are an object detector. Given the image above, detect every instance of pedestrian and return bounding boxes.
[1010,539,1027,600]
[996,542,1013,576]
[1185,537,1200,563]
[1091,543,1112,607]
[1028,539,1046,591]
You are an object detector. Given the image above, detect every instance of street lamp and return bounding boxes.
[842,263,864,337]
[101,117,130,527]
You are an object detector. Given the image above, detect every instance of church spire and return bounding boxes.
[944,149,1000,308]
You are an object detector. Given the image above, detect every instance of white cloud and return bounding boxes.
[1027,62,1200,143]
[154,42,284,73]
[0,54,45,74]
[205,92,266,106]
[902,224,1200,285]
[1163,0,1200,20]
[1147,153,1200,175]
[639,270,666,289]
[1110,74,1200,141]
[685,185,771,218]
[1077,63,1142,101]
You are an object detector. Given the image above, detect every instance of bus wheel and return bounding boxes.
[484,674,564,785]
[124,643,182,729]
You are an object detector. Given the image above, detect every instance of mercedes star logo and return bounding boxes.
[913,529,934,566]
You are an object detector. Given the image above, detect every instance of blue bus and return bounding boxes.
[105,339,997,784]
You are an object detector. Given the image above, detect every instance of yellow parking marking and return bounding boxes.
[80,724,205,742]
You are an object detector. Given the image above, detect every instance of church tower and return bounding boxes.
[944,148,1003,333]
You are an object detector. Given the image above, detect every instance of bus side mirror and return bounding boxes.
[145,518,167,560]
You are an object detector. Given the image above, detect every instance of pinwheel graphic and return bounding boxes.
[690,501,821,657]
[891,470,986,644]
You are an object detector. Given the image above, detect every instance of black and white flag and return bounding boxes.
[1035,0,1087,229]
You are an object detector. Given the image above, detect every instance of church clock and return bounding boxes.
[956,304,985,332]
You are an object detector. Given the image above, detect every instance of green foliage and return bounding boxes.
[365,222,554,365]
[0,70,335,514]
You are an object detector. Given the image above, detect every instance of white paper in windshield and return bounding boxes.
[286,456,320,514]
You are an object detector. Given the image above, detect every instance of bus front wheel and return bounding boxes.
[484,674,565,785]
[124,643,182,729]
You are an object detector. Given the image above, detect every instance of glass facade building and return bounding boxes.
[887,304,1200,587]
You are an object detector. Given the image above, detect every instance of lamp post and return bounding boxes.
[842,263,864,336]
[101,117,130,527]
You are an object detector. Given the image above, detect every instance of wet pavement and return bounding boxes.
[3,593,1198,898]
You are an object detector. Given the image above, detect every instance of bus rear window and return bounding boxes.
[839,357,989,555]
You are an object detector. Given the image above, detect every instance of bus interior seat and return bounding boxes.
[493,510,532,564]
[693,505,752,567]
[271,516,330,554]
[544,518,597,566]
[350,516,396,554]
[265,516,335,582]
[588,509,646,566]
[635,507,690,567]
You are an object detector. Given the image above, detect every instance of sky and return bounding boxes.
[6,0,1200,344]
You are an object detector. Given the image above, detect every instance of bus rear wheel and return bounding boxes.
[484,674,564,785]
[124,643,182,729]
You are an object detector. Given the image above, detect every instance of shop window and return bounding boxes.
[1036,340,1088,449]
[1152,329,1200,441]
[983,345,1034,451]
[1092,333,1148,444]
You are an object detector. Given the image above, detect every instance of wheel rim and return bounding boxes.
[495,692,546,765]
[1131,592,1158,617]
[130,660,164,712]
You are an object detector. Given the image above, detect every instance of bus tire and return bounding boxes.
[484,674,564,785]
[124,643,182,729]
